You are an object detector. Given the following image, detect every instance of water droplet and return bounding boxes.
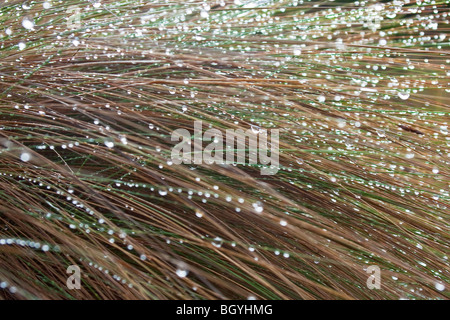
[251,125,260,134]
[398,91,410,100]
[435,282,445,291]
[20,152,31,162]
[252,202,263,213]
[336,119,346,128]
[212,237,223,248]
[22,18,34,30]
[176,269,188,278]
[195,210,203,218]
[376,129,386,137]
[120,136,127,145]
[104,141,114,148]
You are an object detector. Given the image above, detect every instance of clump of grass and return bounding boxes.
[0,0,448,299]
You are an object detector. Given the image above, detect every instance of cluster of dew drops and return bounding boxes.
[1,0,448,297]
